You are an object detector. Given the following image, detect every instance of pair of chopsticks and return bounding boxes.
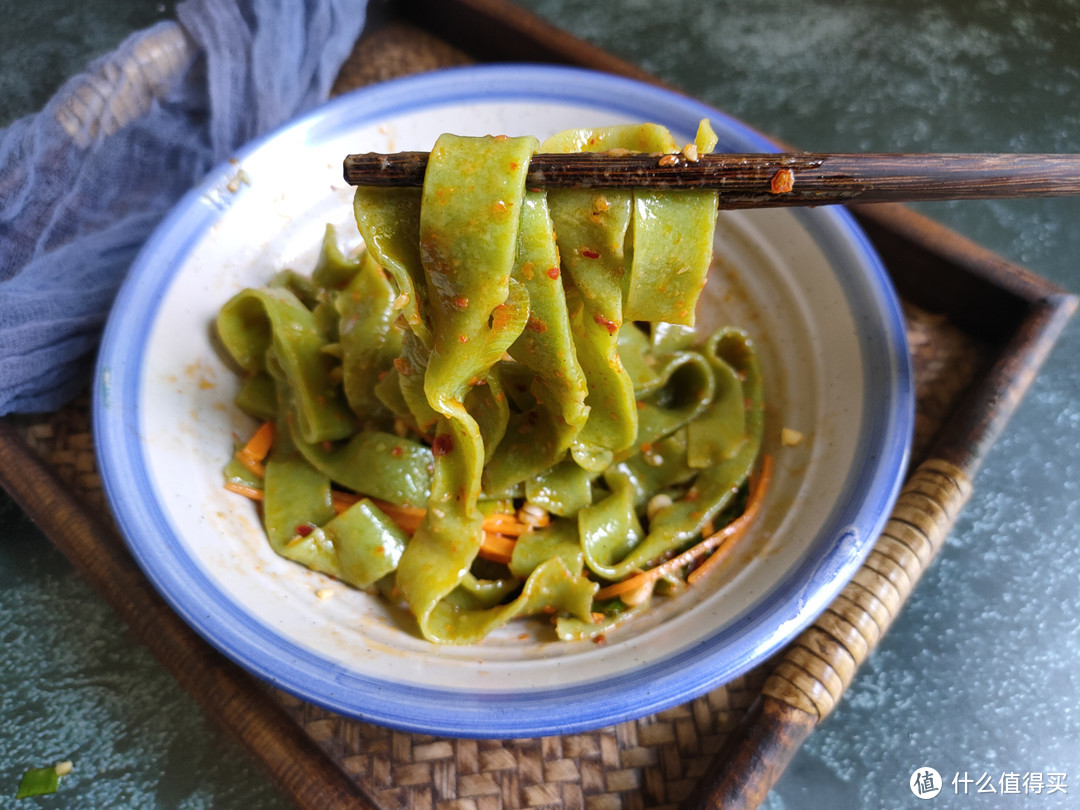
[343,151,1080,208]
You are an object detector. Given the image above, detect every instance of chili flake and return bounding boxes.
[770,168,795,194]
[593,312,618,334]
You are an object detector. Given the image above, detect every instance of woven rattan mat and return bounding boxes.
[4,21,987,810]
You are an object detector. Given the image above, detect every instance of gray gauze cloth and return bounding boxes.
[0,0,367,414]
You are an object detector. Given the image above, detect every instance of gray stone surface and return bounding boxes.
[3,0,1079,806]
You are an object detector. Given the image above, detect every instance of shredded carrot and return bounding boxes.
[332,490,361,513]
[369,498,529,539]
[482,513,533,536]
[236,421,275,477]
[371,499,425,519]
[371,499,425,533]
[478,531,517,564]
[595,455,772,600]
[226,473,530,563]
[687,454,772,585]
[225,481,265,502]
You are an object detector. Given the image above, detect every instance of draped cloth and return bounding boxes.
[0,0,368,414]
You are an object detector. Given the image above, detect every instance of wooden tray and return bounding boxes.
[1,2,1075,808]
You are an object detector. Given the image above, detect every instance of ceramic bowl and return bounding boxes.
[94,64,912,737]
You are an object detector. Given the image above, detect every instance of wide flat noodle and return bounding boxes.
[217,286,354,443]
[394,134,600,644]
[482,191,590,492]
[625,120,721,325]
[217,122,766,645]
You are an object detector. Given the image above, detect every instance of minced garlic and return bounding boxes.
[781,427,804,447]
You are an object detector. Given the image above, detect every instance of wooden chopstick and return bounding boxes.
[343,151,1080,208]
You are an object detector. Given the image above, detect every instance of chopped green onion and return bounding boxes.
[15,765,61,799]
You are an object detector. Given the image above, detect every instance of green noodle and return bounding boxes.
[216,122,764,644]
